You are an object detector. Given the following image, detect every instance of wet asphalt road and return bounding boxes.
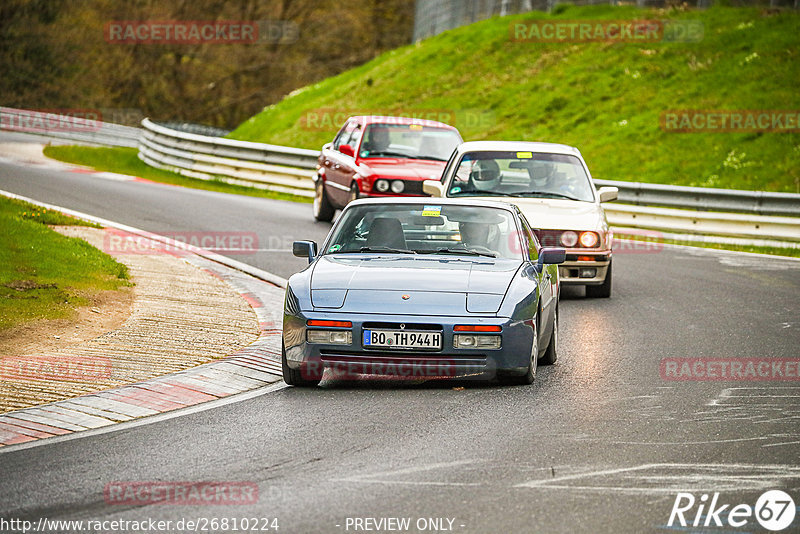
[1,147,799,533]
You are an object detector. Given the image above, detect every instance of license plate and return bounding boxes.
[363,329,441,350]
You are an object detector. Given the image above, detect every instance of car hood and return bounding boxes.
[360,159,445,181]
[467,196,606,232]
[309,255,520,315]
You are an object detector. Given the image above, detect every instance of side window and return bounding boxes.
[519,216,540,261]
[333,122,356,150]
[345,124,362,151]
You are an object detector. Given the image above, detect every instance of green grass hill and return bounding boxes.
[229,5,800,193]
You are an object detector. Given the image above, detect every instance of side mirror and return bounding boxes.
[598,186,618,203]
[339,144,354,157]
[537,247,566,269]
[293,240,318,263]
[422,180,444,197]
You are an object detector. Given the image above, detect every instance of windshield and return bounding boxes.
[324,204,523,260]
[359,123,461,161]
[446,151,595,202]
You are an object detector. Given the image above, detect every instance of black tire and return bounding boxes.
[586,260,612,298]
[499,323,538,386]
[347,182,360,204]
[313,179,335,222]
[539,305,558,366]
[281,342,321,387]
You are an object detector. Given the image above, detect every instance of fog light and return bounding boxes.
[375,179,390,192]
[560,231,578,247]
[307,330,353,345]
[579,268,597,278]
[391,180,405,194]
[454,334,501,349]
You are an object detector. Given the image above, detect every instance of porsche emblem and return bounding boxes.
[402,294,410,300]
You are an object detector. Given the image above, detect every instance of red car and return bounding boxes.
[312,116,462,221]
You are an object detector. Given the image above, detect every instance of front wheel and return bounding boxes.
[313,179,335,222]
[282,342,321,387]
[539,305,558,366]
[347,182,360,204]
[499,324,538,386]
[586,260,612,298]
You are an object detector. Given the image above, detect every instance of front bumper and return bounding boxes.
[283,311,535,381]
[557,253,610,285]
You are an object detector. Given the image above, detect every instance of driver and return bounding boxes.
[459,221,491,250]
[363,127,390,155]
[468,159,501,192]
[529,161,572,195]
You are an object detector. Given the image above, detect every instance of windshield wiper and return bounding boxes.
[359,246,416,254]
[417,247,497,258]
[453,190,511,196]
[365,151,413,159]
[508,191,582,201]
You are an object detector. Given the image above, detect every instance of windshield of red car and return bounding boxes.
[447,151,595,202]
[359,123,461,162]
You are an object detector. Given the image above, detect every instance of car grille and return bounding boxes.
[534,229,564,247]
[362,322,442,331]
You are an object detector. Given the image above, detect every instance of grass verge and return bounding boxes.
[43,145,312,203]
[0,196,131,331]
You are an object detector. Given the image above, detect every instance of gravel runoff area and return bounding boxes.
[0,224,286,445]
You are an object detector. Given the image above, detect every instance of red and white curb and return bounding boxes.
[0,190,288,448]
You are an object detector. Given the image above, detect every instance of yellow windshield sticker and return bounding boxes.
[516,151,533,159]
[422,205,442,217]
[409,124,423,130]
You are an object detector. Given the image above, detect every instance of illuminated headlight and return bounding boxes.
[390,180,405,194]
[307,330,352,345]
[560,231,578,247]
[375,179,390,192]
[454,335,501,349]
[579,231,599,248]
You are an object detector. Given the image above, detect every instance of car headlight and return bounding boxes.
[391,180,405,194]
[454,335,501,349]
[560,231,578,247]
[453,325,501,349]
[307,330,352,345]
[375,179,390,192]
[306,320,353,345]
[579,231,599,248]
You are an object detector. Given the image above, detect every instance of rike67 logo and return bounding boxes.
[668,490,796,531]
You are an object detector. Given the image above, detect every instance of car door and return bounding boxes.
[324,121,360,207]
[521,216,555,342]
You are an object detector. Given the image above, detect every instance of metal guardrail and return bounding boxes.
[139,118,317,197]
[0,107,141,148]
[595,179,800,217]
[137,119,800,241]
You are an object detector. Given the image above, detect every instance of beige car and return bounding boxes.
[423,141,618,298]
